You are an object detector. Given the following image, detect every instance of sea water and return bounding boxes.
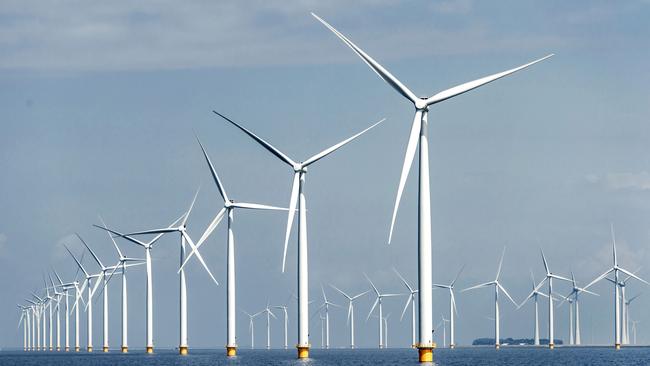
[1,347,648,365]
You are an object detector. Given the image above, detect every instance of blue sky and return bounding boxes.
[2,0,650,349]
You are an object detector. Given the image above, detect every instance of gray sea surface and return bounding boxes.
[1,347,649,365]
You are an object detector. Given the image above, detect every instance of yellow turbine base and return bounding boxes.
[87,346,93,352]
[549,343,554,349]
[121,346,128,353]
[226,346,237,356]
[49,347,53,351]
[450,344,455,349]
[146,346,154,354]
[179,346,188,355]
[615,343,621,350]
[418,347,434,363]
[56,347,60,351]
[102,346,109,352]
[297,345,310,359]
[495,344,500,349]
[65,347,69,352]
[75,347,80,352]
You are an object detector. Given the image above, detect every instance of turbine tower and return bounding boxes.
[179,137,286,357]
[65,244,101,352]
[311,12,552,363]
[365,274,403,349]
[584,224,648,349]
[393,268,418,348]
[518,270,550,346]
[121,192,218,355]
[260,303,276,349]
[213,110,384,359]
[432,265,464,349]
[559,271,597,345]
[624,294,641,345]
[331,284,370,349]
[272,305,289,349]
[531,249,572,349]
[243,310,262,349]
[462,247,517,349]
[314,285,340,349]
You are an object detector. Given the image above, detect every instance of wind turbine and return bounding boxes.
[432,265,464,349]
[52,269,78,352]
[64,244,101,352]
[97,216,144,353]
[313,285,341,350]
[259,303,277,349]
[213,110,384,359]
[612,269,641,345]
[365,274,403,349]
[462,247,517,349]
[311,12,552,363]
[624,293,641,345]
[518,270,550,346]
[42,277,54,351]
[95,214,184,353]
[120,191,218,355]
[584,224,649,349]
[631,320,640,345]
[393,268,418,348]
[272,305,289,349]
[383,313,392,348]
[531,249,572,349]
[558,271,598,346]
[243,310,262,349]
[25,298,41,351]
[330,284,370,349]
[435,314,449,348]
[46,274,63,351]
[18,305,30,351]
[179,137,286,357]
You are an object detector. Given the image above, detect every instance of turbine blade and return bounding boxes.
[461,281,493,292]
[451,264,465,287]
[496,246,506,280]
[98,216,124,259]
[180,207,227,272]
[64,245,89,278]
[125,228,177,236]
[388,111,422,244]
[425,54,554,105]
[451,290,459,316]
[346,303,352,325]
[76,233,104,269]
[364,273,380,296]
[329,284,351,300]
[311,13,418,103]
[611,222,618,266]
[540,249,550,275]
[195,134,229,202]
[399,295,412,321]
[393,267,413,292]
[181,231,219,285]
[233,202,287,211]
[282,172,300,273]
[583,268,615,290]
[181,187,201,226]
[302,118,385,167]
[618,268,650,286]
[367,298,379,321]
[498,283,518,306]
[92,225,146,248]
[213,110,296,167]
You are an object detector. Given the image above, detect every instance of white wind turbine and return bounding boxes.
[558,271,597,346]
[243,310,262,349]
[52,269,79,352]
[95,214,184,353]
[46,274,63,351]
[179,137,286,357]
[330,284,370,349]
[518,270,551,346]
[393,268,418,348]
[365,274,403,349]
[313,286,341,350]
[462,247,517,349]
[260,303,277,350]
[631,320,640,345]
[18,305,30,351]
[611,269,641,345]
[435,314,449,348]
[530,249,572,349]
[64,244,101,352]
[120,192,218,355]
[25,298,41,351]
[41,278,54,351]
[624,293,641,345]
[213,110,384,359]
[383,313,392,348]
[583,224,649,349]
[272,305,289,349]
[432,266,464,349]
[312,12,552,362]
[97,216,144,353]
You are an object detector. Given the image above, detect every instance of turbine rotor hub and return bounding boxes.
[415,98,428,110]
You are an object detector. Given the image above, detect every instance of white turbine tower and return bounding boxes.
[272,305,289,349]
[42,279,54,351]
[243,310,262,349]
[121,192,218,355]
[330,285,370,349]
[179,137,286,357]
[213,110,384,359]
[25,298,41,351]
[624,294,641,345]
[383,313,392,348]
[311,12,552,363]
[46,274,63,351]
[611,269,640,345]
[558,271,597,346]
[462,247,517,349]
[631,320,640,345]
[432,266,464,349]
[65,244,101,352]
[260,303,277,350]
[97,216,144,353]
[584,224,649,349]
[52,270,78,352]
[393,268,418,348]
[365,274,403,349]
[96,214,184,353]
[518,270,551,346]
[530,249,572,349]
[314,286,340,350]
[435,315,449,348]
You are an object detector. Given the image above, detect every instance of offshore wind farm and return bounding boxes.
[3,2,650,366]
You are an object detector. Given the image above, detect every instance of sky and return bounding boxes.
[2,0,650,350]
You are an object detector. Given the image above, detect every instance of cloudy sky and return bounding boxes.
[2,0,650,349]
